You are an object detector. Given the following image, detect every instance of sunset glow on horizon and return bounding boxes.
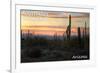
[21,10,89,36]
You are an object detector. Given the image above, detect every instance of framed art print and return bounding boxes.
[11,0,96,73]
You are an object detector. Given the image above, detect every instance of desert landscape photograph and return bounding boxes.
[20,10,90,63]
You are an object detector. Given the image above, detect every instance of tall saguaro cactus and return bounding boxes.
[66,15,71,40]
[78,27,81,41]
[77,27,82,48]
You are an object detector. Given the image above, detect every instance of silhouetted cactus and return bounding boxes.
[66,15,71,40]
[82,29,85,48]
[77,27,82,48]
[78,27,81,40]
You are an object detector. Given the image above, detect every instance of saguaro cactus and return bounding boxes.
[78,27,81,41]
[66,15,71,40]
[77,27,82,48]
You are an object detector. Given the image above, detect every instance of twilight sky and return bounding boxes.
[21,10,89,36]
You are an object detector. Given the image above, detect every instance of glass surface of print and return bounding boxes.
[21,10,90,63]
